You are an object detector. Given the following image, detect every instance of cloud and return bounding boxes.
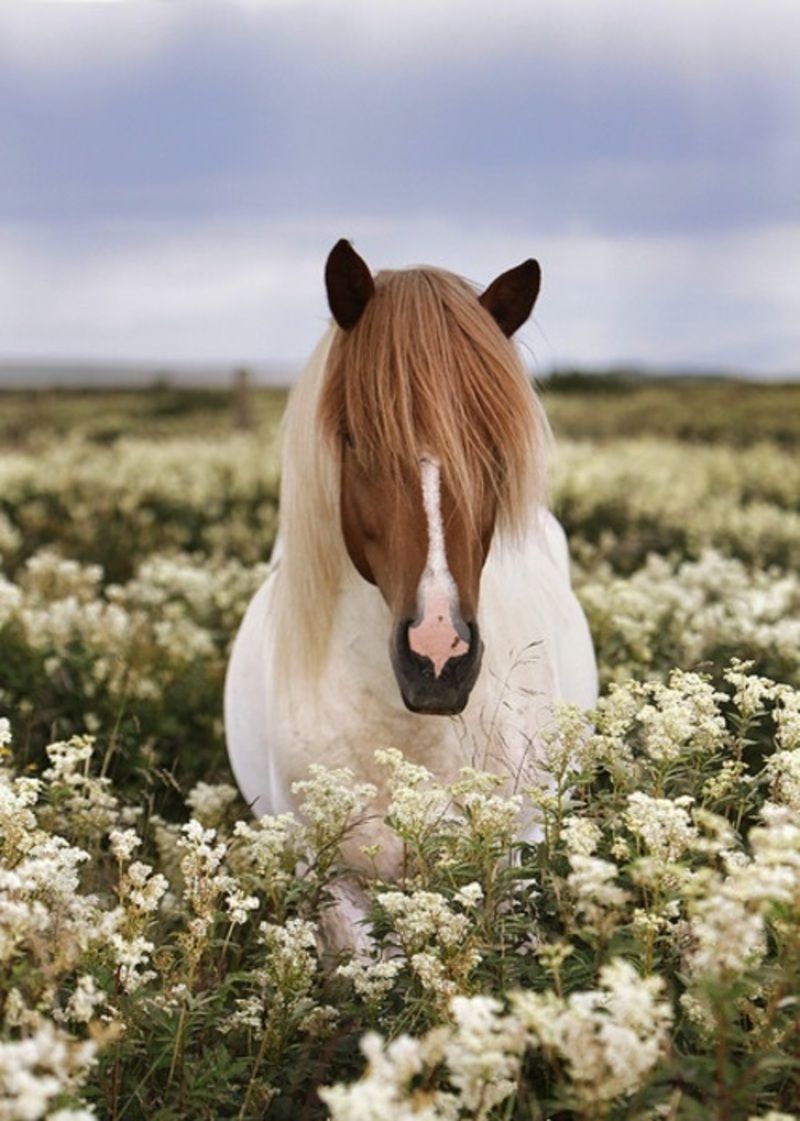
[1,0,797,372]
[14,0,796,75]
[2,3,796,241]
[2,216,797,375]
[0,219,325,365]
[0,2,183,76]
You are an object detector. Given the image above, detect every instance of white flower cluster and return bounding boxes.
[0,434,280,572]
[43,736,119,837]
[451,768,522,849]
[324,960,672,1118]
[513,958,673,1103]
[230,812,296,887]
[185,780,239,827]
[637,672,727,762]
[378,889,480,1001]
[577,549,800,685]
[582,669,732,779]
[321,995,527,1121]
[624,792,698,864]
[0,1018,98,1121]
[175,819,233,958]
[555,438,800,570]
[374,747,451,843]
[567,854,630,929]
[292,765,376,846]
[0,547,268,717]
[0,730,171,1115]
[0,530,798,1121]
[378,890,470,952]
[259,917,319,1013]
[561,815,602,856]
[684,804,800,982]
[335,958,402,1003]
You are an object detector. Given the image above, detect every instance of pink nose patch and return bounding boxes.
[408,585,469,678]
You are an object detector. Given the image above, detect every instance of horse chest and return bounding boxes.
[288,529,574,777]
[226,512,596,841]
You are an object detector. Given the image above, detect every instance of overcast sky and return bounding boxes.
[1,0,798,377]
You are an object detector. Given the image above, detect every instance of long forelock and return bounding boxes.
[318,267,549,536]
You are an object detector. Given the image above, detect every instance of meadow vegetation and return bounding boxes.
[0,379,798,1119]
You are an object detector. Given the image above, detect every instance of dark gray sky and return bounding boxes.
[1,0,798,376]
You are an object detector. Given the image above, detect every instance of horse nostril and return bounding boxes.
[391,619,484,715]
[407,611,470,679]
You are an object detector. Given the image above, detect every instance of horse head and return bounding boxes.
[320,240,543,716]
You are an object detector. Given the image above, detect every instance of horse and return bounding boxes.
[224,240,598,946]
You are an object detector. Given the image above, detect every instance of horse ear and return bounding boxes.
[325,239,375,330]
[479,258,541,337]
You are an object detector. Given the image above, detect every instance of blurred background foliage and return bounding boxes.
[1,378,798,819]
[2,377,799,447]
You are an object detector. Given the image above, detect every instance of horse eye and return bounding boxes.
[341,428,354,449]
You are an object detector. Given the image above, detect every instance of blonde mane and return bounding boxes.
[274,267,551,693]
[320,267,548,534]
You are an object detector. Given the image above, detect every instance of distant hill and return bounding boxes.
[0,359,299,390]
[0,358,795,392]
[539,365,799,391]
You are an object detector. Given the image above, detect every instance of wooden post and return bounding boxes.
[233,367,253,431]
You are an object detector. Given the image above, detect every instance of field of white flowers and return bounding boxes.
[1,393,799,1120]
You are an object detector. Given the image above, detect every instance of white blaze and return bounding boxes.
[408,456,470,678]
[420,455,448,574]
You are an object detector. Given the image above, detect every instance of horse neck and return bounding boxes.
[273,329,350,692]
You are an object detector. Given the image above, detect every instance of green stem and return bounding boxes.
[239,1021,275,1120]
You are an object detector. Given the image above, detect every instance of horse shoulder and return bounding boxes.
[224,553,293,817]
[540,509,574,581]
[480,510,598,711]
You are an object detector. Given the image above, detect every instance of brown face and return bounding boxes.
[339,445,493,714]
[324,238,541,715]
[339,445,495,618]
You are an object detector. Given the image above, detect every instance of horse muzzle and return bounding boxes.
[390,618,484,716]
